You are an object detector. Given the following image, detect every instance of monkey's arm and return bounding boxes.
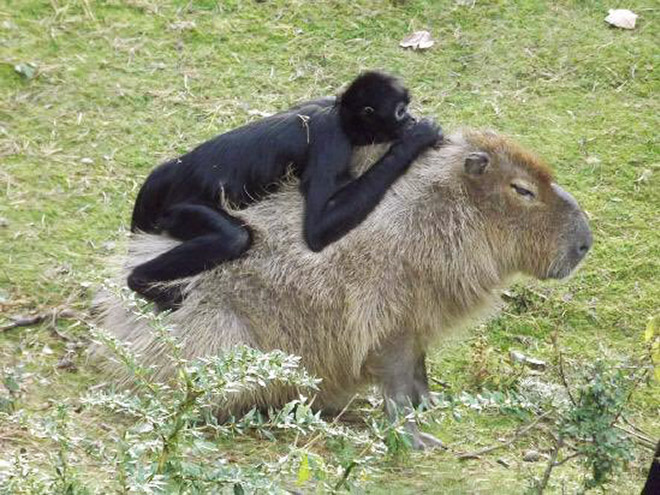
[301,119,441,252]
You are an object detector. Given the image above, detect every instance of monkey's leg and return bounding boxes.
[128,204,251,309]
[370,333,444,450]
[156,203,249,242]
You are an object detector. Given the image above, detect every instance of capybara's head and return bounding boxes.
[456,130,592,280]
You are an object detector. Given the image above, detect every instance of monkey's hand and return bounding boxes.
[398,118,443,156]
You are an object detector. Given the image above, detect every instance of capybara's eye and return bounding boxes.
[511,183,535,200]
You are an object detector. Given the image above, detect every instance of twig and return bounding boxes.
[51,324,74,342]
[0,308,78,332]
[88,381,109,392]
[336,399,451,490]
[80,0,96,21]
[613,424,656,450]
[430,377,450,389]
[537,436,563,494]
[457,411,553,460]
[301,393,359,451]
[611,367,649,426]
[551,332,576,406]
[553,451,582,467]
[297,114,310,143]
[1,314,48,331]
[621,416,653,437]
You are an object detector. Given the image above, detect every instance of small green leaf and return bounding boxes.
[297,453,310,484]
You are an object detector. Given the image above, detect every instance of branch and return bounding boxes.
[457,411,553,460]
[0,308,78,332]
[611,367,649,426]
[301,393,359,450]
[551,332,576,406]
[613,424,656,450]
[621,415,654,437]
[553,451,582,467]
[536,436,563,494]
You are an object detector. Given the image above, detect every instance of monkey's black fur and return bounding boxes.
[128,71,441,308]
[641,440,660,495]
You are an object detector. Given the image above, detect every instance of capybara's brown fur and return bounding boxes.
[97,129,592,438]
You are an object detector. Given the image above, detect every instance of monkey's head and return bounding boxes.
[457,131,592,280]
[339,70,413,145]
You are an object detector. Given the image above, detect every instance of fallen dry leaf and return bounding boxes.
[509,350,547,371]
[169,20,197,31]
[399,30,435,50]
[604,9,638,30]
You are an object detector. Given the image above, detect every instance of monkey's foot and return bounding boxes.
[127,274,184,312]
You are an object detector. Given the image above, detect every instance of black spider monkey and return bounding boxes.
[128,71,442,308]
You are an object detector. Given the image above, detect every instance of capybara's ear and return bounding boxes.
[464,152,490,175]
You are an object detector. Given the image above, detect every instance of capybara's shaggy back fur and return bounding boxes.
[97,129,590,416]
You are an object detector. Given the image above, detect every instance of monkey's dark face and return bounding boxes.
[358,88,412,144]
[340,71,414,146]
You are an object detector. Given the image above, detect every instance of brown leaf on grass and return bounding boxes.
[399,30,435,50]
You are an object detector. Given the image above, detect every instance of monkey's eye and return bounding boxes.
[363,106,375,116]
[511,183,535,200]
[394,102,408,121]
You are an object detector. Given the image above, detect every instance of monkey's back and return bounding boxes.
[131,103,336,232]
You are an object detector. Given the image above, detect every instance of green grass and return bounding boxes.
[1,0,658,493]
